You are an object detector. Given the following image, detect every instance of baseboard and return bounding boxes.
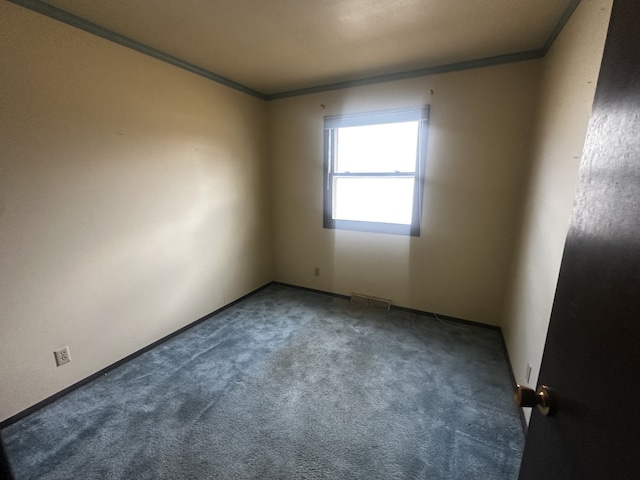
[274,282,501,331]
[273,282,351,301]
[0,282,275,430]
[498,331,528,434]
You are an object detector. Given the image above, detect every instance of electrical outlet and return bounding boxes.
[525,363,532,384]
[314,267,320,277]
[54,346,71,367]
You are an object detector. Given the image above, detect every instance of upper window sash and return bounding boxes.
[324,106,430,129]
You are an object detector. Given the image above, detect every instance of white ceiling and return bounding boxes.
[26,0,577,97]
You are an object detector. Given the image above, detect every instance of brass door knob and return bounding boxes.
[514,384,554,416]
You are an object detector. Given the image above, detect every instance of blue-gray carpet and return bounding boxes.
[1,284,524,479]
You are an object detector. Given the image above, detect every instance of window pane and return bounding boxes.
[333,177,414,224]
[336,122,418,173]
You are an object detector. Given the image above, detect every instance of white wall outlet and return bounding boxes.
[314,267,320,277]
[54,346,71,367]
[525,363,532,384]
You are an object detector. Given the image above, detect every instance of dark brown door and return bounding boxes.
[518,1,640,478]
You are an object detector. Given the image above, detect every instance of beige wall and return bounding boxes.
[269,61,541,325]
[502,0,613,421]
[0,2,272,422]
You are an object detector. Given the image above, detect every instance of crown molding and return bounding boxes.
[8,0,267,100]
[9,0,581,101]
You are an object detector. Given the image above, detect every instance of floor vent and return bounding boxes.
[350,293,391,310]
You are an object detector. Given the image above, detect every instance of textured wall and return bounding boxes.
[502,0,613,422]
[268,61,540,325]
[0,2,272,422]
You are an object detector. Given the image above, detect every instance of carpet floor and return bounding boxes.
[1,284,524,479]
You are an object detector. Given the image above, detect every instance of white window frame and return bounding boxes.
[323,106,430,236]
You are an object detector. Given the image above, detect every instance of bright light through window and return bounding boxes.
[323,107,429,236]
[336,122,418,173]
[333,121,418,225]
[334,177,414,224]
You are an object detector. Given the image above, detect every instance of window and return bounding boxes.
[323,106,430,236]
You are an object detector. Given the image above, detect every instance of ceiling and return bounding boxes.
[17,0,578,98]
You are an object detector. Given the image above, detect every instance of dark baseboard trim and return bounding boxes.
[391,304,500,331]
[0,282,274,430]
[273,282,500,331]
[498,332,528,435]
[273,281,351,301]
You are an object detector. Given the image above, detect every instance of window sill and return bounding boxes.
[323,218,419,236]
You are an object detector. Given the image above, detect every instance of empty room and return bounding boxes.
[3,0,639,478]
